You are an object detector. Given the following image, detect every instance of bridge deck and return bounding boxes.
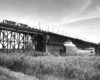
[0,22,98,53]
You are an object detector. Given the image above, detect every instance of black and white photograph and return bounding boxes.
[0,0,100,80]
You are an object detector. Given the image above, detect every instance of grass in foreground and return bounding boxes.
[0,66,38,80]
[0,52,100,80]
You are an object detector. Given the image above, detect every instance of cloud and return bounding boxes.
[0,0,100,43]
[3,1,93,21]
[78,0,100,18]
[43,0,92,25]
[55,0,100,26]
[0,0,92,25]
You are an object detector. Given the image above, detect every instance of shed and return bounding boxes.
[64,40,77,55]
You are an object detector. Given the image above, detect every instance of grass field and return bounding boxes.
[0,52,100,80]
[0,66,39,80]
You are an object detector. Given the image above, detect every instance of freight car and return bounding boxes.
[3,20,17,26]
[2,20,29,28]
[17,23,28,28]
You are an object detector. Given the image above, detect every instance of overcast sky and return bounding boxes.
[0,0,100,43]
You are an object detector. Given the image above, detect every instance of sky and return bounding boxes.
[0,0,100,43]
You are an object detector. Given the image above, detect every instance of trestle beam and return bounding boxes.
[0,28,35,53]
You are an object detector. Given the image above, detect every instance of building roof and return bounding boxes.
[64,40,76,47]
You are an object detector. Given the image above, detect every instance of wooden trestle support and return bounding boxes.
[0,29,35,53]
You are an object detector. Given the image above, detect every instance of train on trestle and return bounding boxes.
[2,20,29,28]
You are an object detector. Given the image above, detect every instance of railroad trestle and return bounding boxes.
[0,26,46,53]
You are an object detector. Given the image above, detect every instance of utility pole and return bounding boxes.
[35,26,36,29]
[62,30,64,35]
[39,22,40,30]
[66,32,67,36]
[52,27,54,33]
[48,25,49,32]
[58,29,59,34]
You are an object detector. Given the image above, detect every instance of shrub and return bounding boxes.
[0,53,100,80]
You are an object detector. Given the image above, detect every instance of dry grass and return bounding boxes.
[0,66,17,80]
[0,66,38,80]
[0,52,100,80]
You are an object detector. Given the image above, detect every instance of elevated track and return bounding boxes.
[0,21,97,53]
